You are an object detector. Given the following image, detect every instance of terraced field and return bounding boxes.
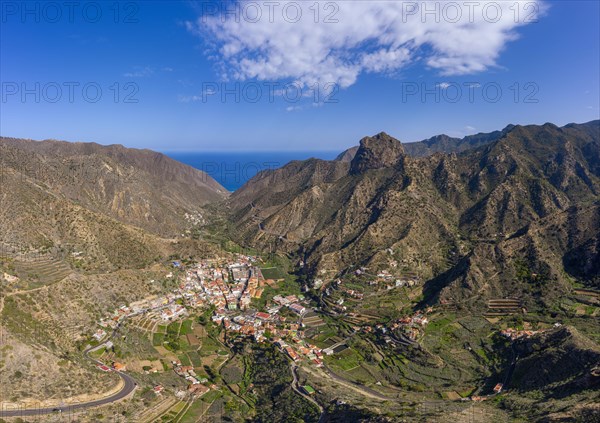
[485,299,522,317]
[12,255,72,288]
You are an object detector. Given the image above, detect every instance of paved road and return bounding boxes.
[321,363,394,401]
[290,363,325,423]
[0,370,136,418]
[0,302,179,417]
[1,320,139,417]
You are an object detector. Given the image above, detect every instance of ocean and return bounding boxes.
[165,151,339,192]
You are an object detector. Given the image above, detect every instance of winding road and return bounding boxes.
[1,319,138,418]
[290,363,325,423]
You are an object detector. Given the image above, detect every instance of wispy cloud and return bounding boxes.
[187,1,547,91]
[123,66,174,78]
[178,94,202,103]
[124,66,155,78]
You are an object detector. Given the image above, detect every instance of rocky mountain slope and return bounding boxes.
[228,121,600,310]
[0,138,228,408]
[0,137,228,270]
[335,124,516,161]
[500,326,600,422]
[0,138,227,235]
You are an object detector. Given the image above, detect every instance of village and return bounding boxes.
[82,253,440,404]
[85,255,342,399]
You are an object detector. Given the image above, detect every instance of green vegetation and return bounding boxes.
[243,343,320,422]
[325,347,362,371]
[178,354,192,366]
[180,319,194,335]
[152,332,165,346]
[260,267,286,280]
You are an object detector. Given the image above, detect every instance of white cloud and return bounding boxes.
[187,1,547,90]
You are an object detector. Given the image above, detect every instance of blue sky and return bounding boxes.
[1,1,598,152]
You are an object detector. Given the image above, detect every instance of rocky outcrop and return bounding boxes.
[349,132,406,174]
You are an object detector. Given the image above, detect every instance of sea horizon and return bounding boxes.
[165,151,340,191]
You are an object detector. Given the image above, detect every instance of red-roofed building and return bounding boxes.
[188,384,210,396]
[285,347,300,361]
[97,364,111,372]
[256,312,271,320]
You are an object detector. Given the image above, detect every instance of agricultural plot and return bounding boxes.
[325,347,363,372]
[186,333,200,347]
[199,336,221,355]
[187,350,203,367]
[180,319,194,335]
[178,354,192,366]
[178,400,211,423]
[155,400,187,422]
[144,315,227,377]
[345,364,379,385]
[306,325,338,348]
[260,267,286,280]
[302,311,326,328]
[153,332,165,346]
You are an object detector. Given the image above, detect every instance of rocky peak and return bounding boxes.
[350,132,406,174]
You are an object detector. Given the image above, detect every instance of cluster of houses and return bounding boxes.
[98,304,136,329]
[93,256,271,337]
[92,329,107,342]
[98,294,179,330]
[89,255,360,398]
[201,281,325,366]
[499,326,552,341]
[86,255,334,399]
[273,295,307,315]
[274,338,324,367]
[172,360,211,396]
[339,286,364,300]
[95,358,125,372]
[183,258,271,311]
[376,309,431,342]
[160,304,186,321]
[501,323,563,342]
[322,272,421,313]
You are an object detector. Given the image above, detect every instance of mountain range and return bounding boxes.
[2,121,598,306]
[1,121,599,422]
[228,121,600,311]
[0,137,227,271]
